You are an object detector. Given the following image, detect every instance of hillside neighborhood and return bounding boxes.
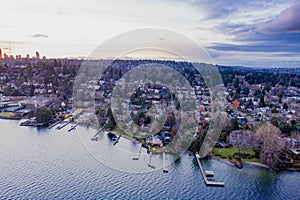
[0,53,299,171]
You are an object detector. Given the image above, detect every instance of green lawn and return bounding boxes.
[113,126,133,137]
[0,112,15,118]
[245,158,261,163]
[113,126,151,140]
[213,147,261,163]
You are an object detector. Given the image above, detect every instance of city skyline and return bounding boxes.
[0,0,299,67]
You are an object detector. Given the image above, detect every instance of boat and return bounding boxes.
[205,170,214,177]
[207,177,215,181]
[235,161,243,169]
[107,132,118,140]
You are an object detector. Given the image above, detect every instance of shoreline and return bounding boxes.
[211,156,300,172]
[3,118,299,172]
[212,156,273,169]
[110,131,140,143]
[243,161,271,169]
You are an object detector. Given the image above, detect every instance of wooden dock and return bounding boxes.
[67,123,78,132]
[148,152,155,169]
[91,127,104,141]
[48,121,61,129]
[56,120,71,130]
[194,153,225,187]
[132,144,142,160]
[163,151,169,173]
[113,135,122,145]
[91,118,109,141]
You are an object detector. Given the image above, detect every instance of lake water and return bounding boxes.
[0,119,299,199]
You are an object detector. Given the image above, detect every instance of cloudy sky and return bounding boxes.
[0,0,299,67]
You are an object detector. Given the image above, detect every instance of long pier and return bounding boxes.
[194,153,225,187]
[48,121,61,129]
[91,127,104,141]
[148,152,155,169]
[91,118,109,141]
[56,120,71,130]
[132,144,142,160]
[113,134,122,145]
[163,151,168,173]
[68,123,78,132]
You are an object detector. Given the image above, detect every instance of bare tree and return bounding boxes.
[255,123,283,169]
[230,130,254,154]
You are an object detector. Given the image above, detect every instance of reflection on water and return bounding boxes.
[77,126,176,173]
[0,119,299,199]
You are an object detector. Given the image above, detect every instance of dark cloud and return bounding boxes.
[207,27,300,67]
[215,23,255,35]
[235,31,300,44]
[187,0,299,66]
[257,1,300,33]
[186,0,293,20]
[208,30,300,54]
[30,33,48,38]
[207,1,300,59]
[208,41,300,53]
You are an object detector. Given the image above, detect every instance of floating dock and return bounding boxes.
[48,121,61,129]
[91,127,104,141]
[56,120,71,130]
[148,152,155,169]
[163,151,169,173]
[194,153,225,187]
[113,134,122,145]
[67,123,78,132]
[132,144,143,160]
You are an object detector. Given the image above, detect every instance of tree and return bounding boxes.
[232,117,239,131]
[247,98,253,108]
[283,103,288,110]
[259,94,265,107]
[278,92,283,103]
[255,123,283,169]
[133,111,151,126]
[106,108,116,130]
[190,129,207,152]
[270,116,279,127]
[291,120,297,131]
[219,131,228,142]
[35,107,53,124]
[264,83,271,92]
[234,78,239,88]
[254,89,261,98]
[232,92,238,100]
[29,84,35,96]
[165,112,176,127]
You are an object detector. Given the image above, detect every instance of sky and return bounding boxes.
[0,0,299,67]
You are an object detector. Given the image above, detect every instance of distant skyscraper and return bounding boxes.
[0,48,2,59]
[35,51,40,59]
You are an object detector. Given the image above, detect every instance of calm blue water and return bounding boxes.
[0,119,299,199]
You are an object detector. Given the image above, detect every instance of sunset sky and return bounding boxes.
[0,0,299,67]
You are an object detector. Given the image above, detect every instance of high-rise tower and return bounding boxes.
[35,51,40,59]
